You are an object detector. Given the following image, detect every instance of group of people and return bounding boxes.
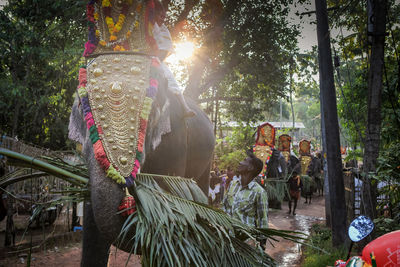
[208,166,235,205]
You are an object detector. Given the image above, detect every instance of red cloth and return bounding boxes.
[289,190,300,200]
[118,195,136,216]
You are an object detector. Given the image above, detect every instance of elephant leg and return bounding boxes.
[81,201,111,267]
[192,161,211,197]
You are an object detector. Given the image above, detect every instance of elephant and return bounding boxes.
[300,155,319,204]
[68,72,215,266]
[312,153,324,196]
[265,148,288,180]
[260,148,288,209]
[287,154,300,176]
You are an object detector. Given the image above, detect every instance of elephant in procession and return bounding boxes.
[300,154,323,204]
[265,148,288,180]
[257,148,288,209]
[68,73,215,266]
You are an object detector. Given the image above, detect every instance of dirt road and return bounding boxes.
[0,196,325,266]
[266,195,326,266]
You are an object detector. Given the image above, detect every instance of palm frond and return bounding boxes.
[117,175,309,267]
[301,175,315,192]
[264,180,287,202]
[0,169,48,188]
[137,173,208,204]
[119,180,276,266]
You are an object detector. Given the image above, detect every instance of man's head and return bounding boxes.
[237,151,264,180]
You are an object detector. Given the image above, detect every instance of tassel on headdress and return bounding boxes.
[118,188,136,216]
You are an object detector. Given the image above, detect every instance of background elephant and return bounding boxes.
[69,75,215,266]
[301,155,317,204]
[262,148,288,209]
[266,148,288,180]
[312,153,324,196]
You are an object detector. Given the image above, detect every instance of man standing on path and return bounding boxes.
[222,151,268,249]
[287,164,302,215]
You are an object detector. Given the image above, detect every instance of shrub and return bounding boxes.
[302,224,347,267]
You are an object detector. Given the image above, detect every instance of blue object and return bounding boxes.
[73,226,83,232]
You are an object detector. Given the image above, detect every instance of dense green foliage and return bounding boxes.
[329,0,400,148]
[327,0,400,224]
[214,126,254,170]
[185,0,300,125]
[0,0,86,149]
[302,224,346,267]
[374,142,400,228]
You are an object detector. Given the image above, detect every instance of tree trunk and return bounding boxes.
[315,0,347,247]
[214,89,219,136]
[289,64,295,135]
[321,91,331,227]
[362,0,387,225]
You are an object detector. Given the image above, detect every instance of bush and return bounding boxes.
[373,217,400,237]
[375,142,400,222]
[302,224,347,267]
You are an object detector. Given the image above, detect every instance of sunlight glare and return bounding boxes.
[164,41,196,90]
[171,41,195,61]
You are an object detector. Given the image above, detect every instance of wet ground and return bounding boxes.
[0,209,142,267]
[267,195,326,266]
[0,195,325,266]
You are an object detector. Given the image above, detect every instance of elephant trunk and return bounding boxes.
[83,138,126,244]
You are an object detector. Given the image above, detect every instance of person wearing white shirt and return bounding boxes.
[153,5,195,117]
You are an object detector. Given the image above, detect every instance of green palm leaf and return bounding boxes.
[264,180,287,202]
[117,175,307,266]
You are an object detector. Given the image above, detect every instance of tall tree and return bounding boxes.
[315,0,347,247]
[163,0,299,125]
[362,0,387,222]
[0,0,86,149]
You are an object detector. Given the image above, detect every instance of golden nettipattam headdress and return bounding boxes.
[299,139,311,156]
[78,0,163,187]
[255,122,275,147]
[278,134,291,163]
[253,145,272,170]
[299,139,312,175]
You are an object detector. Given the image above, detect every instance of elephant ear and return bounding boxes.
[68,97,87,146]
